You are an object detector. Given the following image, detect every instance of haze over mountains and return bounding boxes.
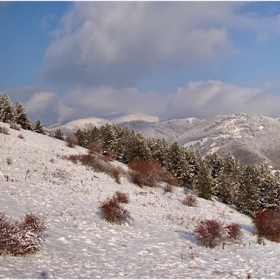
[47,113,280,169]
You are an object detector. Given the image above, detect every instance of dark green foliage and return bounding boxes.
[32,119,45,134]
[50,128,64,140]
[0,94,15,123]
[14,101,32,130]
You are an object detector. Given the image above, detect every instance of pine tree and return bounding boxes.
[194,158,213,200]
[52,128,64,140]
[14,101,32,130]
[33,119,45,134]
[0,94,15,123]
[215,154,240,204]
[166,142,190,182]
[235,165,261,214]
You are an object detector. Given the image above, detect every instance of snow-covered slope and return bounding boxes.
[122,113,280,169]
[1,121,280,278]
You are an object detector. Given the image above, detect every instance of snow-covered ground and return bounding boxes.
[1,121,280,279]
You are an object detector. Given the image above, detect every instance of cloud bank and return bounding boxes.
[17,81,280,125]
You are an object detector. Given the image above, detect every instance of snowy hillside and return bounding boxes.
[122,113,280,169]
[1,121,280,278]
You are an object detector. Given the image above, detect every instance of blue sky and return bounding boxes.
[2,2,280,125]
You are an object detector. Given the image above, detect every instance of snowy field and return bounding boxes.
[1,121,280,279]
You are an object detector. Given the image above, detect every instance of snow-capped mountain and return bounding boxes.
[120,113,280,169]
[46,113,160,134]
[1,120,280,278]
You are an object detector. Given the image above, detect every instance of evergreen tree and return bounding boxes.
[52,128,64,140]
[74,128,89,147]
[185,146,203,185]
[166,142,190,182]
[0,94,15,123]
[215,154,240,204]
[33,119,45,134]
[235,165,261,214]
[194,158,213,200]
[14,101,32,130]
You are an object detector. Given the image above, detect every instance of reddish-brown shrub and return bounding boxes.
[194,218,223,248]
[87,142,101,154]
[0,212,46,256]
[99,198,132,224]
[163,174,184,187]
[252,207,280,242]
[111,167,122,184]
[65,135,78,148]
[128,160,166,187]
[224,223,242,240]
[18,134,24,139]
[114,191,129,204]
[183,194,197,207]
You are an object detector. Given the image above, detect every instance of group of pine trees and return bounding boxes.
[72,123,280,215]
[0,93,44,134]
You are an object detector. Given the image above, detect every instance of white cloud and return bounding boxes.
[43,2,241,87]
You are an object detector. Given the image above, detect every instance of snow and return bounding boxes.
[1,121,280,278]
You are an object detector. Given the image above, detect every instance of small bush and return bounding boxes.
[113,191,129,204]
[194,218,223,248]
[87,142,101,154]
[183,194,197,207]
[6,158,12,165]
[18,134,24,139]
[252,207,280,243]
[65,135,78,148]
[0,126,9,134]
[0,212,46,256]
[164,183,173,194]
[9,123,21,130]
[128,160,166,187]
[224,223,242,241]
[99,197,132,224]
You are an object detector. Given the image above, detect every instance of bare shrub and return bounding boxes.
[65,135,78,148]
[0,212,46,256]
[99,197,132,224]
[113,191,129,204]
[9,123,21,130]
[128,160,166,187]
[18,134,24,139]
[224,223,242,241]
[194,218,223,248]
[87,142,101,154]
[183,194,197,207]
[164,183,173,194]
[111,167,122,184]
[0,126,9,134]
[6,158,12,165]
[252,207,280,243]
[164,174,184,187]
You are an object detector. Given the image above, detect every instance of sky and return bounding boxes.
[2,2,280,125]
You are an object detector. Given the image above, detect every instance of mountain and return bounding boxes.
[120,113,280,169]
[1,120,280,278]
[46,113,160,135]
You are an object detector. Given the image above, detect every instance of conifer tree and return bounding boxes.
[14,101,32,130]
[194,158,213,200]
[33,119,45,134]
[52,128,64,140]
[166,142,190,182]
[235,165,261,214]
[0,94,15,123]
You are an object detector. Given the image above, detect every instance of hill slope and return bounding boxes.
[0,122,280,278]
[121,113,280,168]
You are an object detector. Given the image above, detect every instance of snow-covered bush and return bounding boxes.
[252,207,280,243]
[113,191,129,204]
[183,194,197,207]
[194,218,223,248]
[224,223,242,241]
[65,135,78,148]
[9,122,21,130]
[99,192,132,225]
[0,212,46,256]
[128,160,166,187]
